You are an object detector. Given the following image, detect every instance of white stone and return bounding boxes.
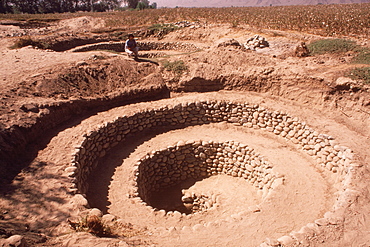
[5,235,27,247]
[315,217,329,226]
[102,214,116,223]
[89,208,103,217]
[70,194,89,208]
[277,235,295,245]
[192,224,203,231]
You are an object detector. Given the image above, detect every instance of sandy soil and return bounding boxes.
[0,16,369,247]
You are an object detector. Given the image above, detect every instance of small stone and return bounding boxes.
[248,205,261,213]
[76,61,88,66]
[192,224,203,231]
[157,210,166,217]
[277,235,295,245]
[315,218,329,226]
[20,103,39,113]
[89,208,103,217]
[182,196,193,203]
[102,214,116,223]
[65,166,77,173]
[70,194,89,208]
[168,226,177,233]
[177,140,185,146]
[173,211,182,218]
[118,241,130,247]
[6,235,27,247]
[265,238,280,246]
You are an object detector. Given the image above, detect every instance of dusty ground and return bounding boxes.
[0,16,369,246]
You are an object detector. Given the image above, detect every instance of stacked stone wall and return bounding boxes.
[136,140,276,205]
[70,100,354,196]
[70,41,199,53]
[68,99,358,246]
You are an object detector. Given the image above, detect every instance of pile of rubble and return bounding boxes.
[181,192,215,214]
[174,21,202,28]
[217,35,269,51]
[243,35,269,50]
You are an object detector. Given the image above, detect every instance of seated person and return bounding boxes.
[125,34,138,58]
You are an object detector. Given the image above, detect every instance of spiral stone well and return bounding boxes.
[68,95,358,246]
[136,140,276,213]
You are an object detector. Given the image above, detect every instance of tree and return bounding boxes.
[12,0,40,13]
[136,0,147,10]
[6,0,122,13]
[0,0,12,13]
[150,2,156,9]
[136,0,156,10]
[38,0,62,13]
[60,0,75,12]
[123,0,138,9]
[100,0,120,10]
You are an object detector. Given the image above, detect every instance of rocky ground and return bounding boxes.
[0,16,369,246]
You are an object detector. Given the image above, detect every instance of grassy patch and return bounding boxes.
[148,23,180,38]
[353,48,370,64]
[68,215,112,237]
[307,39,357,55]
[347,67,370,84]
[9,36,36,49]
[163,60,188,76]
[10,36,53,50]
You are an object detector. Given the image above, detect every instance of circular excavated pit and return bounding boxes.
[136,140,276,215]
[69,94,358,246]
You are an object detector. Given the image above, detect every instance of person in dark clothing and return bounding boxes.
[125,34,138,58]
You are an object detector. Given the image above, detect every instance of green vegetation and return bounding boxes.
[9,36,36,49]
[10,36,53,49]
[347,67,370,84]
[353,48,370,65]
[307,39,357,55]
[0,0,121,14]
[307,39,370,65]
[163,60,188,76]
[68,215,112,237]
[149,23,179,33]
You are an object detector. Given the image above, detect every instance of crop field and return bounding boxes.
[1,3,370,37]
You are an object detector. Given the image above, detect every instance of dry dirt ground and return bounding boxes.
[0,16,369,247]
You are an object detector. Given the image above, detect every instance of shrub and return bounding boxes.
[149,23,179,33]
[10,36,37,49]
[163,60,188,76]
[347,67,370,84]
[353,48,370,65]
[68,215,112,237]
[10,36,53,50]
[307,39,357,55]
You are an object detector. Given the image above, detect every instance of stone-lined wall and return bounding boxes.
[70,41,199,53]
[70,100,354,196]
[0,85,169,186]
[68,99,358,246]
[136,140,276,205]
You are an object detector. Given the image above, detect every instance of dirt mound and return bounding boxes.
[57,16,106,32]
[22,57,161,98]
